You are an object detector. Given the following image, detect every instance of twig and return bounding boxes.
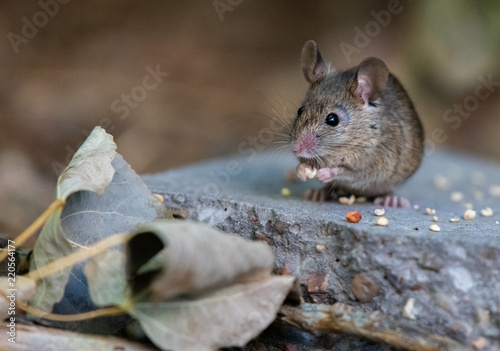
[25,232,128,282]
[0,199,65,263]
[279,302,470,351]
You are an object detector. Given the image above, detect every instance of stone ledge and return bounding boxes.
[143,150,500,349]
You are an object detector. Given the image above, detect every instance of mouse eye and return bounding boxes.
[297,106,305,116]
[325,113,340,127]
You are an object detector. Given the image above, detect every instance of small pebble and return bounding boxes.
[449,217,460,223]
[464,209,476,220]
[480,207,493,217]
[425,208,436,216]
[374,208,385,216]
[432,216,439,222]
[403,298,417,320]
[429,224,441,232]
[433,175,449,189]
[376,217,388,226]
[489,185,500,197]
[413,204,419,210]
[281,188,291,196]
[450,192,464,202]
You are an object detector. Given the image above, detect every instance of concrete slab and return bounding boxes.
[143,149,500,349]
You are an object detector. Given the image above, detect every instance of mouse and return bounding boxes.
[289,40,424,208]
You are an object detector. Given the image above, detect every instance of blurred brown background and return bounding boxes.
[1,0,499,235]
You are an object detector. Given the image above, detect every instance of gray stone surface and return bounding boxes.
[143,150,500,350]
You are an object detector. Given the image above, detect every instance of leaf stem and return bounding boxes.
[20,303,127,321]
[0,199,65,263]
[26,233,129,282]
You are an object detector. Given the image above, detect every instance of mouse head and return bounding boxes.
[290,40,389,168]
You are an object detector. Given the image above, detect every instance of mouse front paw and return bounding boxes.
[296,163,315,181]
[317,167,339,183]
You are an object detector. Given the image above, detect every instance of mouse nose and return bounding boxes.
[292,133,318,157]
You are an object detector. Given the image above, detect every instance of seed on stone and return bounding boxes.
[346,211,362,223]
[449,217,460,223]
[429,224,441,232]
[434,175,449,189]
[450,192,464,202]
[474,191,484,201]
[374,208,385,216]
[355,196,367,203]
[481,207,493,217]
[425,208,436,216]
[376,217,388,226]
[316,244,326,253]
[471,172,486,186]
[464,209,476,220]
[281,188,291,196]
[305,167,317,179]
[339,194,355,205]
[403,298,417,320]
[489,185,500,197]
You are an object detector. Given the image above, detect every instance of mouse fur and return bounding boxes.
[290,40,424,206]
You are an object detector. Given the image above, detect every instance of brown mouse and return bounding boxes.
[289,40,424,208]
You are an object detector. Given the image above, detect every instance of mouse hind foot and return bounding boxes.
[373,195,411,209]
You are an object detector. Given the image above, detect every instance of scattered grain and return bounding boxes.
[489,185,500,197]
[464,209,476,220]
[403,298,417,320]
[316,244,326,253]
[433,175,449,189]
[449,217,460,223]
[481,207,493,217]
[346,211,362,223]
[281,188,291,196]
[471,172,486,186]
[374,208,385,216]
[305,167,317,179]
[429,224,441,232]
[413,204,419,210]
[425,208,436,216]
[339,194,355,205]
[465,203,474,209]
[432,216,439,222]
[376,217,388,226]
[450,192,464,202]
[355,196,367,203]
[474,190,484,201]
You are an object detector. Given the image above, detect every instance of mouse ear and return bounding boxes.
[301,40,328,84]
[355,57,389,106]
